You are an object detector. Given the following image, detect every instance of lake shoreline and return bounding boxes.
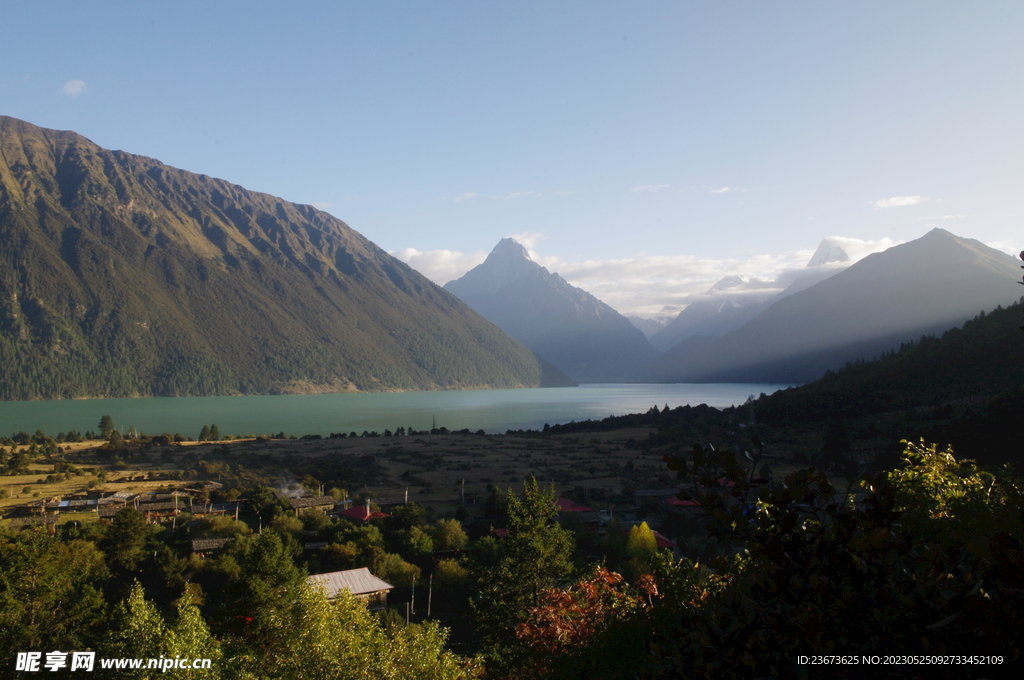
[0,383,793,438]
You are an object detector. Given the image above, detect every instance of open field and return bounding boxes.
[2,422,845,530]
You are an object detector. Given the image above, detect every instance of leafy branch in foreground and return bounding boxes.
[515,440,1024,680]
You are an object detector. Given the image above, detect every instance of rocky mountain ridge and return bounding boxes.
[444,238,659,382]
[0,116,571,399]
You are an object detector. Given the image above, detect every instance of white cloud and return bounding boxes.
[451,192,477,202]
[710,186,740,194]
[630,184,669,193]
[813,236,897,262]
[390,247,487,285]
[311,202,334,209]
[870,195,929,209]
[985,239,1022,256]
[61,79,87,96]
[509,231,548,250]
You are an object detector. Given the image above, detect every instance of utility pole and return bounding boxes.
[427,574,433,618]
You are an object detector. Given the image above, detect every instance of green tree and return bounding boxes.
[103,508,151,574]
[0,529,107,658]
[374,551,422,588]
[429,518,469,552]
[101,581,166,678]
[230,580,472,680]
[164,597,222,680]
[397,526,434,560]
[222,532,305,641]
[6,448,29,474]
[209,424,220,441]
[623,521,658,580]
[199,425,211,442]
[247,485,287,521]
[470,478,574,671]
[99,415,114,438]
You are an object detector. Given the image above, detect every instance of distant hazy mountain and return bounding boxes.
[649,279,774,352]
[649,239,851,352]
[646,229,1022,384]
[444,238,659,382]
[0,116,572,399]
[627,315,666,339]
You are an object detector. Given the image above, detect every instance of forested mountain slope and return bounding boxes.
[752,297,1024,426]
[0,116,571,399]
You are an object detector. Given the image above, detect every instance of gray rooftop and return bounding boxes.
[307,568,393,599]
[191,537,233,552]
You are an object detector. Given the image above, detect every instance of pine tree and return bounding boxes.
[471,477,575,670]
[99,415,114,438]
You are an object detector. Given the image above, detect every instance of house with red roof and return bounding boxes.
[556,497,601,530]
[335,504,389,522]
[556,497,593,513]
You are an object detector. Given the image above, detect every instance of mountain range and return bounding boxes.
[444,238,659,382]
[648,239,853,352]
[2,115,1018,399]
[645,228,1023,383]
[0,116,572,400]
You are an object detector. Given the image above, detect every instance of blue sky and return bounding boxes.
[3,1,1021,316]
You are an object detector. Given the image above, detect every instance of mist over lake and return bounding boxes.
[0,384,790,438]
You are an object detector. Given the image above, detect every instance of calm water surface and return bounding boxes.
[0,384,791,438]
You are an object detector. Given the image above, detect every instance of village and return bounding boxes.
[0,420,810,622]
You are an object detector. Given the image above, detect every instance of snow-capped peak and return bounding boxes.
[807,239,850,267]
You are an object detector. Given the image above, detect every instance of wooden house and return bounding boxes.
[289,495,337,516]
[307,568,393,611]
[190,537,234,557]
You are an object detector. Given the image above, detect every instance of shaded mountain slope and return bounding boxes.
[444,238,659,382]
[0,116,571,399]
[752,297,1024,426]
[646,229,1022,384]
[649,295,774,352]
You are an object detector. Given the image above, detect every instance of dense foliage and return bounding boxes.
[506,441,1024,679]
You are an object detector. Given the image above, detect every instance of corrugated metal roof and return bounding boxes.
[307,568,393,598]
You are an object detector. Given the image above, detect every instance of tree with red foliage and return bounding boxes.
[514,567,655,679]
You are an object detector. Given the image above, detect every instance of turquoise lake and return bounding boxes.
[0,384,792,438]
